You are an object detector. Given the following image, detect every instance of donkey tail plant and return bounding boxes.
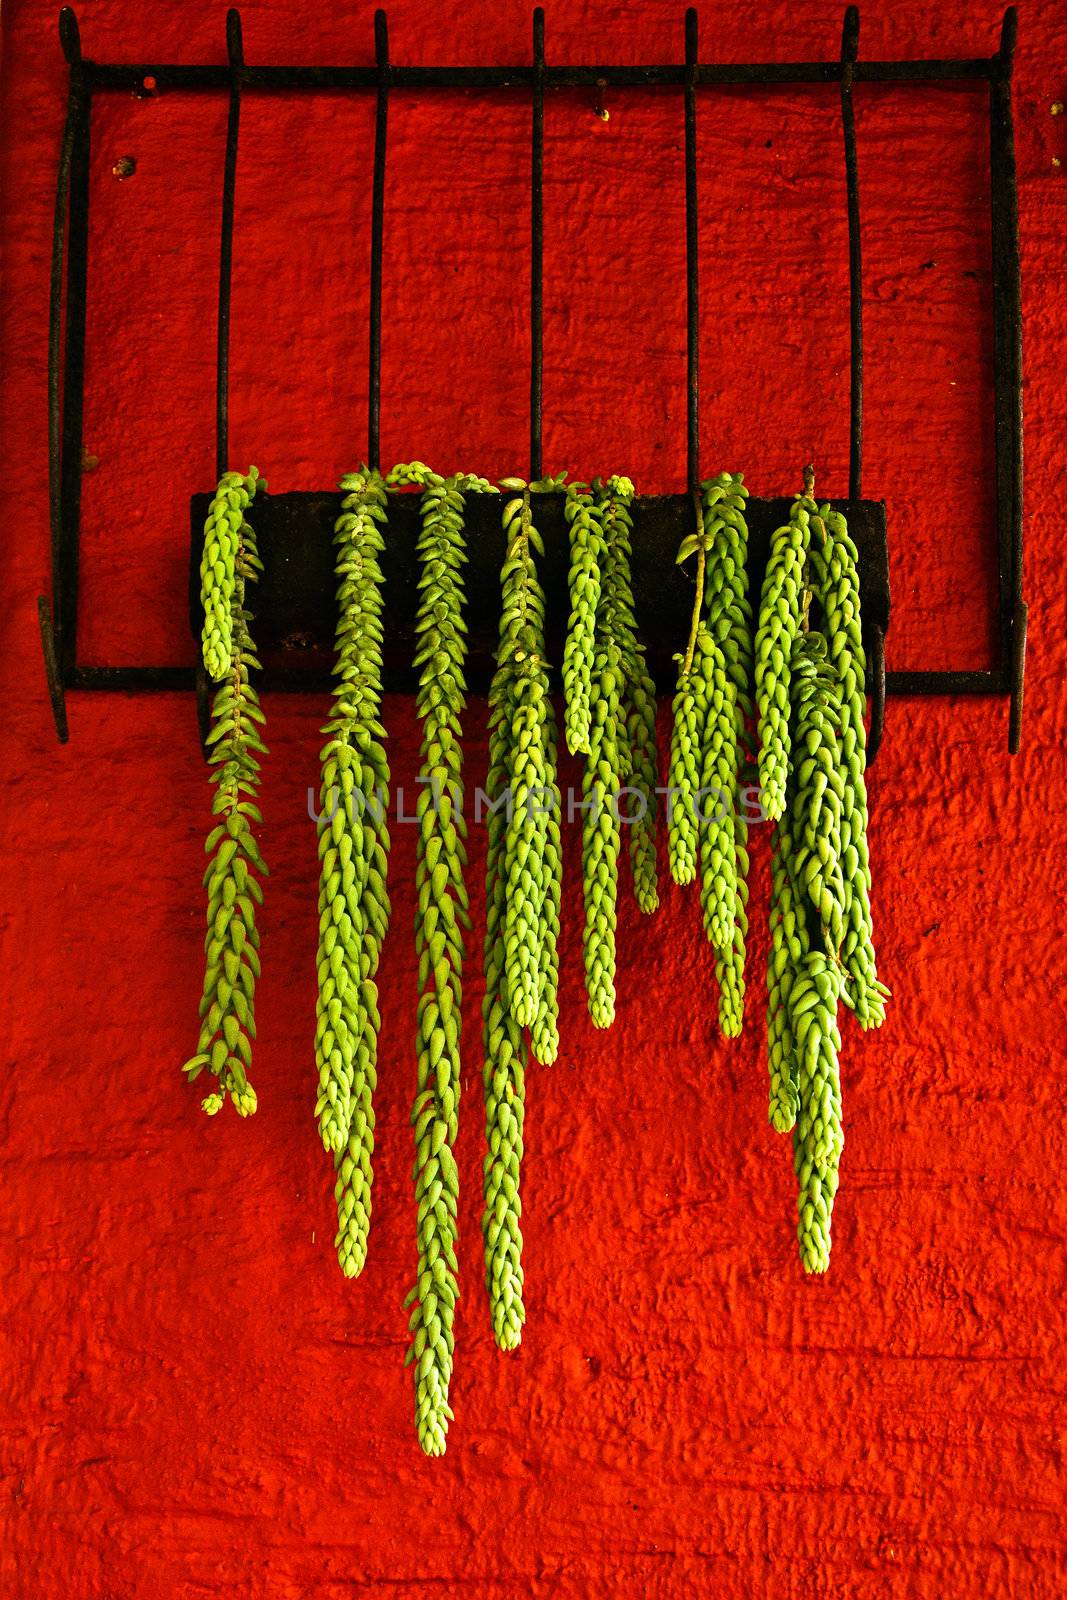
[481,483,531,1348]
[315,467,392,1279]
[786,632,847,1272]
[810,501,889,1029]
[669,474,752,1035]
[393,463,492,1456]
[755,490,810,822]
[597,475,659,915]
[498,481,561,1051]
[183,467,268,1118]
[482,657,529,1351]
[562,480,605,756]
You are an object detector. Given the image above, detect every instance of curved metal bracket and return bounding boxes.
[37,598,69,742]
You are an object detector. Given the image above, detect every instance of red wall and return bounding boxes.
[2,1,1066,1594]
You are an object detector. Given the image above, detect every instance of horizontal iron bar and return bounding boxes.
[70,665,194,690]
[64,665,1010,698]
[885,668,1008,695]
[84,59,994,94]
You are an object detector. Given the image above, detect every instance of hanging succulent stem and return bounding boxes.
[755,487,812,821]
[480,478,554,1353]
[500,492,555,1033]
[531,699,563,1066]
[499,480,562,1060]
[667,497,708,889]
[669,472,752,1035]
[809,498,888,1030]
[785,631,847,1272]
[480,475,567,1347]
[681,488,706,679]
[562,482,605,755]
[183,467,268,1118]
[392,462,492,1457]
[529,473,568,1062]
[315,467,391,1279]
[597,476,659,915]
[790,947,844,1274]
[568,478,620,1029]
[766,804,804,1134]
[482,659,528,1348]
[758,463,888,1271]
[582,650,624,1027]
[698,626,741,953]
[764,464,821,1136]
[199,467,261,681]
[570,472,661,1027]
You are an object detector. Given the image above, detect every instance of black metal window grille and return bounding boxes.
[40,5,1026,761]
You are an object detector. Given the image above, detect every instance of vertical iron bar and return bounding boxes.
[37,597,68,740]
[49,38,77,618]
[990,7,1025,753]
[57,11,90,684]
[530,8,545,481]
[684,8,699,496]
[840,6,863,502]
[369,10,389,469]
[841,7,881,760]
[41,7,83,740]
[203,9,245,751]
[216,9,243,481]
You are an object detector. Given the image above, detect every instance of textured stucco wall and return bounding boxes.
[2,1,1066,1595]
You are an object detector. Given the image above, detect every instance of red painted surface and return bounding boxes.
[2,1,1066,1594]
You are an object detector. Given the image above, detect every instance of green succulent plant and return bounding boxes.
[314,467,391,1280]
[479,478,563,1355]
[390,462,492,1457]
[669,473,752,1035]
[562,482,605,756]
[596,476,659,915]
[810,503,889,1029]
[183,468,268,1119]
[758,475,888,1272]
